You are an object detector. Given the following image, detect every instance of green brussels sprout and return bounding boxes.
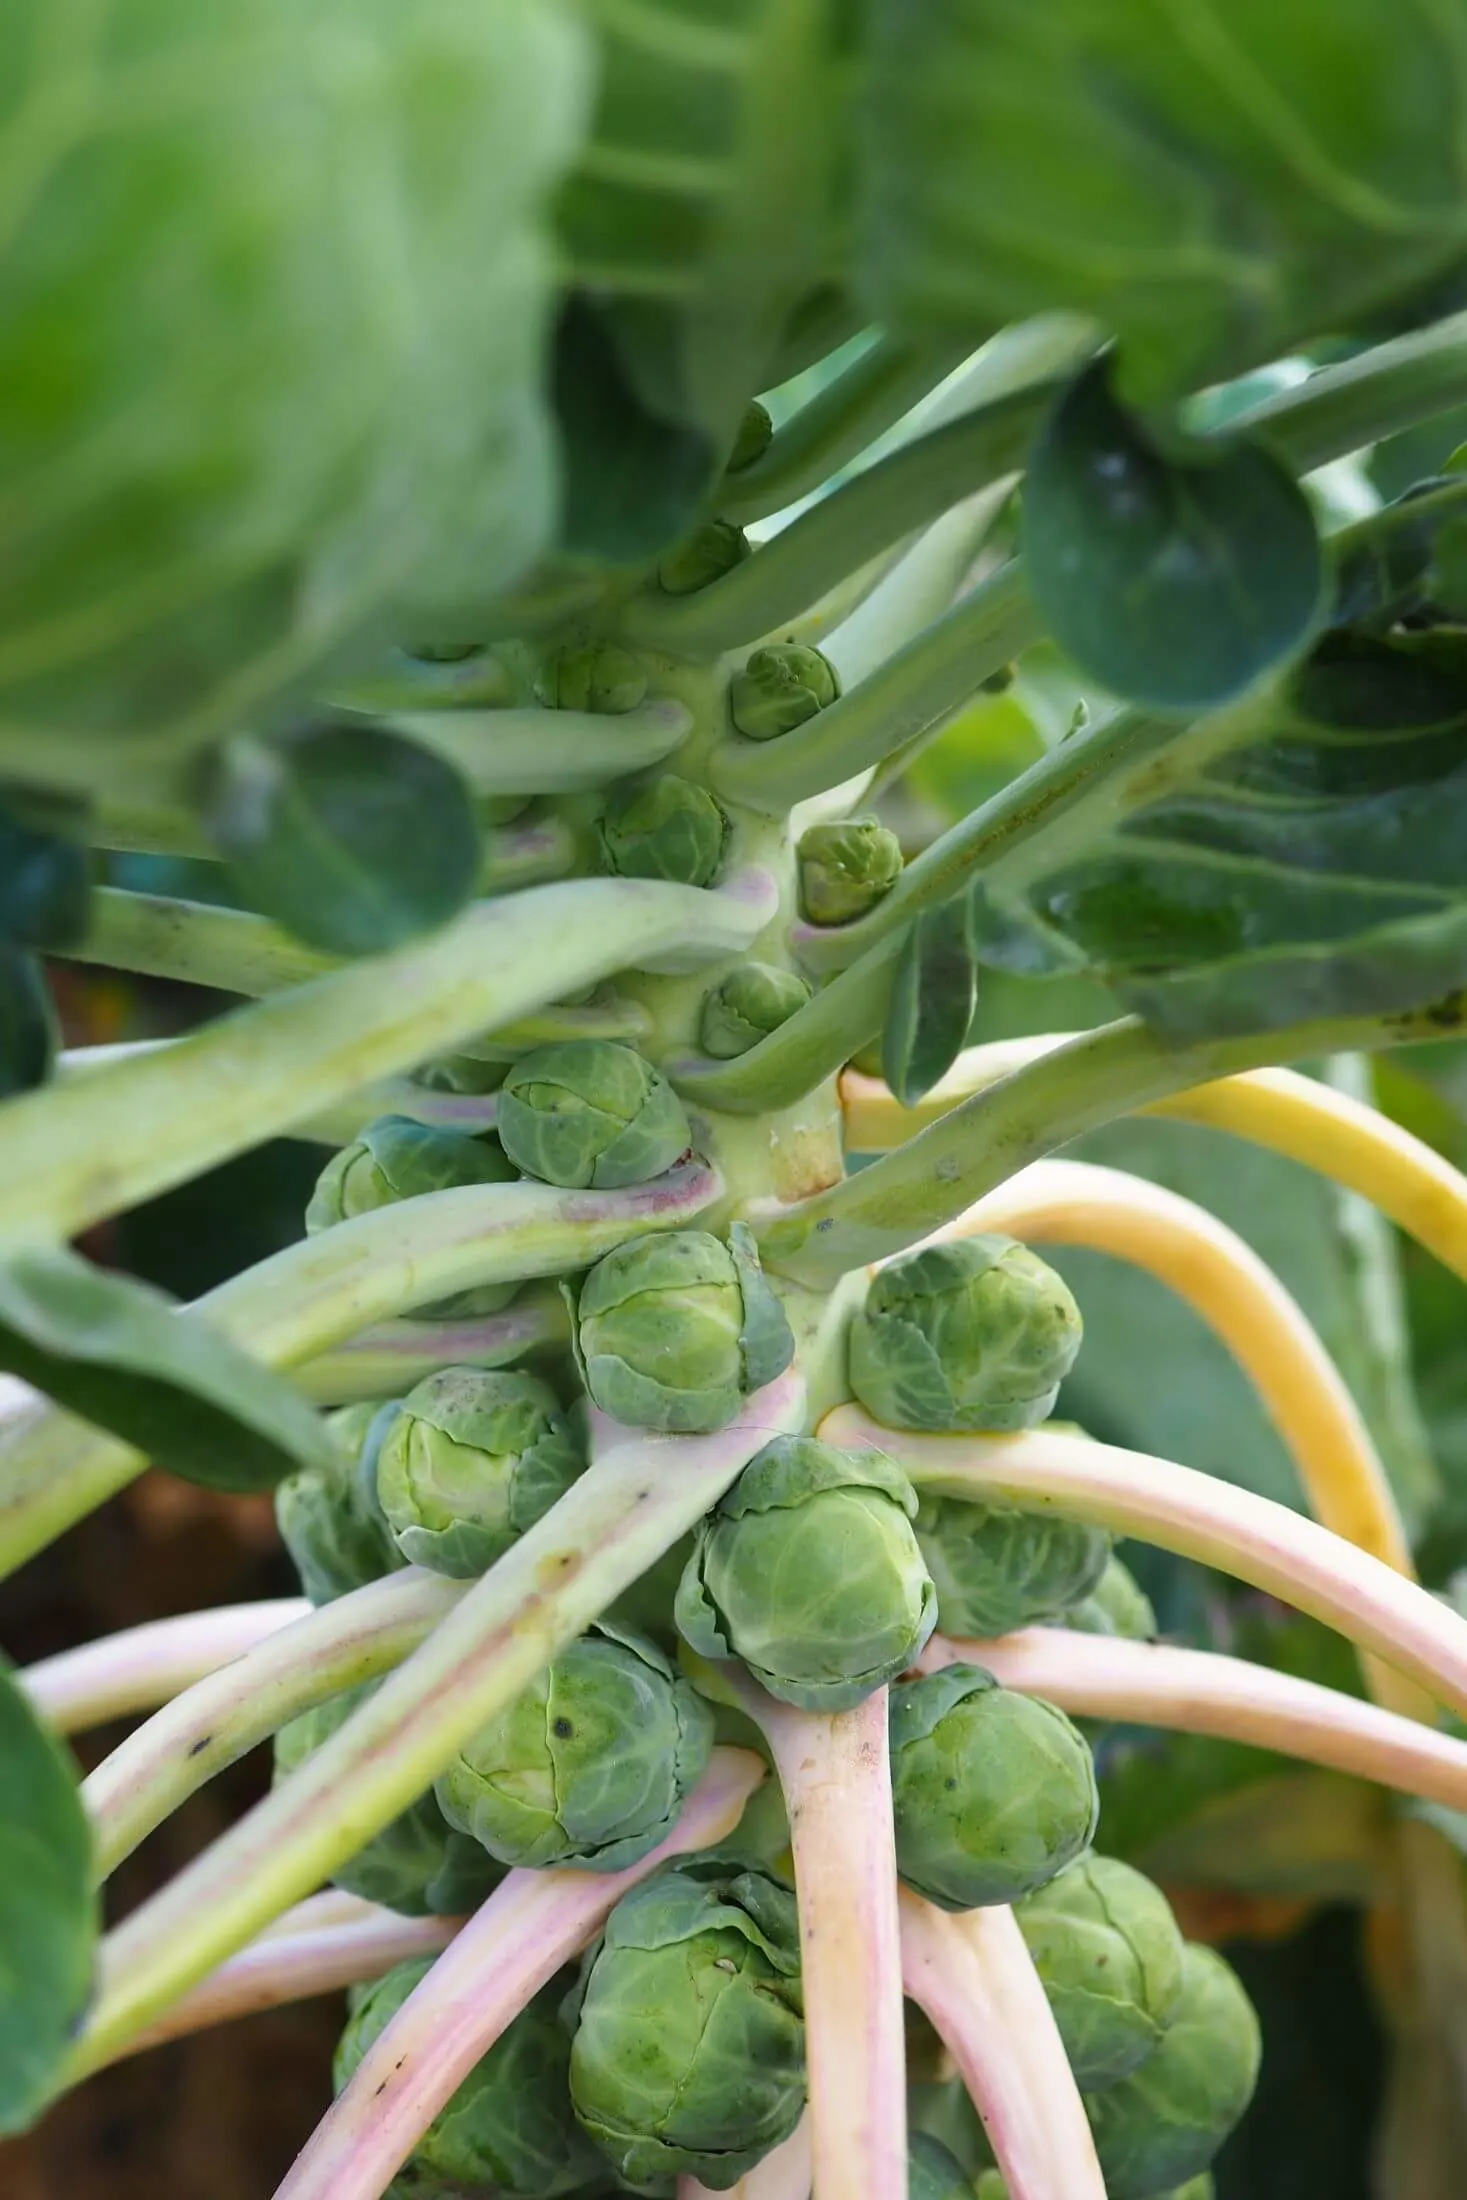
[730,646,841,741]
[565,1855,805,2188]
[599,775,730,888]
[889,1664,1098,1911]
[1015,1855,1186,2091]
[914,1494,1111,1637]
[305,1114,520,1316]
[537,643,649,715]
[658,520,752,596]
[1058,1556,1158,1642]
[1085,1946,1261,2199]
[570,1224,794,1434]
[675,1435,936,1710]
[374,1367,584,1579]
[336,1960,602,2200]
[497,1041,691,1191]
[850,1237,1083,1434]
[698,965,813,1060]
[276,1683,501,1918]
[435,1619,714,1871]
[275,1400,405,1605]
[796,816,902,924]
[910,2132,974,2200]
[727,401,774,475]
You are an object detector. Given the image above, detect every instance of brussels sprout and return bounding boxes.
[1015,1855,1186,2091]
[698,965,813,1060]
[658,520,752,596]
[276,1683,501,1918]
[336,1960,602,2200]
[374,1367,584,1578]
[565,1855,805,2188]
[796,817,902,924]
[910,2132,974,2200]
[537,643,649,715]
[727,402,774,474]
[730,646,841,741]
[1085,1946,1261,2199]
[305,1114,520,1316]
[675,1435,936,1709]
[889,1664,1098,1911]
[435,1619,713,1871]
[1058,1556,1158,1641]
[275,1400,404,1605]
[570,1224,794,1434]
[914,1494,1111,1637]
[850,1237,1083,1434]
[497,1041,691,1191]
[599,775,730,888]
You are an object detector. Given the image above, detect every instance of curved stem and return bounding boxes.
[899,1892,1106,2200]
[271,1749,767,2200]
[384,699,690,794]
[85,1570,465,1878]
[1234,309,1467,476]
[295,1295,569,1407]
[20,1599,310,1735]
[670,931,903,1114]
[62,888,335,994]
[820,1410,1467,1721]
[70,1376,805,2074]
[923,1629,1467,1817]
[677,2117,812,2200]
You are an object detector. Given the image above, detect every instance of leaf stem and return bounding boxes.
[20,1600,310,1735]
[382,699,690,794]
[294,1295,569,1407]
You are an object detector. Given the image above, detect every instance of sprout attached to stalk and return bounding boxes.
[275,1400,405,1606]
[1058,1554,1158,1640]
[434,1619,714,1871]
[374,1367,584,1579]
[915,1489,1112,1637]
[699,964,813,1060]
[730,645,841,741]
[1015,1854,1186,2090]
[889,1664,1098,1910]
[305,1113,522,1316]
[497,1040,691,1191]
[658,519,751,596]
[796,815,902,923]
[675,1434,936,1708]
[565,1854,806,2189]
[537,642,649,715]
[726,400,774,475]
[598,774,730,888]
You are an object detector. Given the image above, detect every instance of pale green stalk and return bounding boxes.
[385,699,689,793]
[1235,309,1467,474]
[819,485,1018,695]
[69,1373,805,2072]
[669,929,904,1113]
[86,1569,465,1876]
[63,888,334,994]
[21,1600,310,1735]
[295,1295,568,1406]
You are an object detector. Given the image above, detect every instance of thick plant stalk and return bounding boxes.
[71,1376,805,2074]
[295,1297,568,1406]
[899,1891,1106,2199]
[820,1410,1467,1722]
[21,1599,310,1734]
[85,1570,466,1876]
[677,2117,812,2200]
[272,1749,767,2200]
[922,1630,1467,1817]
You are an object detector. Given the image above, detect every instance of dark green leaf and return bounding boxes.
[551,298,715,565]
[881,900,977,1106]
[1022,361,1323,712]
[861,0,1467,403]
[0,1666,95,2133]
[207,721,481,957]
[0,1246,339,1493]
[0,802,90,950]
[0,949,55,1098]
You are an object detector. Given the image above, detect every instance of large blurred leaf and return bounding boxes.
[0,802,91,950]
[551,298,716,564]
[860,0,1467,404]
[0,1246,338,1492]
[0,1667,95,2134]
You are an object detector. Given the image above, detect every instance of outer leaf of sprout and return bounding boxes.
[699,965,813,1061]
[797,817,902,925]
[374,1367,584,1579]
[564,1855,805,2188]
[434,1619,714,1870]
[675,1434,937,1710]
[497,1042,691,1191]
[729,647,841,742]
[915,1491,1111,1637]
[889,1664,1098,1911]
[658,521,752,596]
[599,776,730,888]
[305,1114,522,1315]
[1015,1855,1185,2091]
[850,1236,1083,1434]
[1057,1555,1158,1641]
[275,1401,406,1605]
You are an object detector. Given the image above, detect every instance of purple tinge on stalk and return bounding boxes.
[20,1598,311,1733]
[899,1890,1107,2199]
[271,1748,767,2200]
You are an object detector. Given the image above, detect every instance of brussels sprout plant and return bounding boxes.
[15,10,1467,2199]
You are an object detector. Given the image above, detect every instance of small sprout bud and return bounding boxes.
[675,1435,937,1709]
[1058,1553,1158,1640]
[598,774,729,888]
[850,1235,1083,1433]
[914,1492,1111,1636]
[727,400,774,474]
[889,1663,1098,1910]
[274,1400,404,1606]
[658,519,751,596]
[374,1367,584,1578]
[698,963,812,1059]
[304,1113,521,1316]
[435,1619,714,1870]
[1016,1855,1186,2090]
[565,1855,805,2188]
[497,1040,690,1190]
[1085,1945,1261,2199]
[336,1960,602,2197]
[730,645,841,740]
[910,2133,975,2200]
[797,815,902,924]
[569,1223,794,1434]
[537,643,649,716]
